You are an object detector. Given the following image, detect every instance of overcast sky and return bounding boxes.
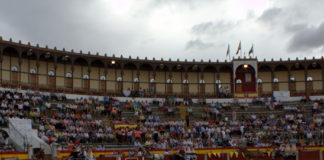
[0,0,324,61]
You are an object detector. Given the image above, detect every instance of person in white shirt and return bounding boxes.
[134,140,141,148]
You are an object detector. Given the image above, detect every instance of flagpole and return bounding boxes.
[253,44,255,58]
[240,41,242,58]
[240,50,242,58]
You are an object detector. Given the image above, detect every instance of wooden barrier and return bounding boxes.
[55,146,324,160]
[0,152,29,160]
[299,150,320,160]
[208,153,227,160]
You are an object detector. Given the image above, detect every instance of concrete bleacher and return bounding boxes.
[2,87,321,152]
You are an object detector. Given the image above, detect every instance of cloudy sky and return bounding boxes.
[0,0,324,61]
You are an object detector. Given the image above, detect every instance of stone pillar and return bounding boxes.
[216,72,220,97]
[199,72,205,96]
[322,69,324,94]
[304,69,308,96]
[271,70,275,92]
[134,70,140,91]
[167,71,173,95]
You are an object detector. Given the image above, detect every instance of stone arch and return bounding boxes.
[274,64,288,71]
[258,64,272,72]
[139,63,153,70]
[74,57,88,66]
[123,62,137,70]
[91,59,105,68]
[203,65,216,72]
[234,64,256,93]
[3,46,19,57]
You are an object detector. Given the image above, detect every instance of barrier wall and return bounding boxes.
[56,146,324,160]
[0,152,28,159]
[1,149,322,160]
[299,150,320,160]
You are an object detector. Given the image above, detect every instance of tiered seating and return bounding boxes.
[0,87,323,154]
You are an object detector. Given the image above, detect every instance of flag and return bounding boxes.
[235,41,241,55]
[226,44,230,57]
[114,123,137,129]
[229,152,234,158]
[234,152,239,158]
[249,44,254,55]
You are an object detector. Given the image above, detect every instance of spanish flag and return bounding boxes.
[114,123,137,129]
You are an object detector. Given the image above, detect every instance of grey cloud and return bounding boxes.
[191,21,235,35]
[0,0,144,55]
[258,7,307,33]
[288,22,324,52]
[258,7,282,23]
[285,24,307,33]
[185,39,215,50]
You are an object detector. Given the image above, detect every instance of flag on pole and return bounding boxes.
[235,41,241,55]
[249,44,254,55]
[226,44,230,57]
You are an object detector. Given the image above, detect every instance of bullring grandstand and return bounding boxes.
[0,38,323,160]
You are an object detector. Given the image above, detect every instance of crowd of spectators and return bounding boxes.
[0,86,323,154]
[0,87,66,151]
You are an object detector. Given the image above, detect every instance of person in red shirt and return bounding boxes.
[135,130,141,141]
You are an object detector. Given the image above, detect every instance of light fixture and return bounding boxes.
[192,65,198,71]
[177,64,182,70]
[62,55,69,61]
[159,64,164,69]
[295,63,300,69]
[111,60,116,64]
[243,64,248,68]
[44,52,51,59]
[27,49,33,56]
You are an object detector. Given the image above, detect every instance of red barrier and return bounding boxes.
[97,156,118,160]
[229,153,245,160]
[228,153,272,160]
[122,156,143,160]
[208,153,227,160]
[197,154,206,160]
[164,155,172,160]
[299,150,320,160]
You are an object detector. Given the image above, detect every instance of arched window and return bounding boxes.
[182,80,189,84]
[83,75,90,80]
[30,68,37,74]
[100,76,106,81]
[236,79,242,84]
[273,78,279,83]
[290,77,295,81]
[166,79,173,84]
[117,77,123,82]
[11,66,18,72]
[257,79,262,83]
[66,73,72,78]
[150,79,156,83]
[48,71,55,76]
[199,80,205,84]
[133,77,139,82]
[307,77,313,81]
[215,80,221,84]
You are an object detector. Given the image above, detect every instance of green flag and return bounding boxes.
[249,44,254,55]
